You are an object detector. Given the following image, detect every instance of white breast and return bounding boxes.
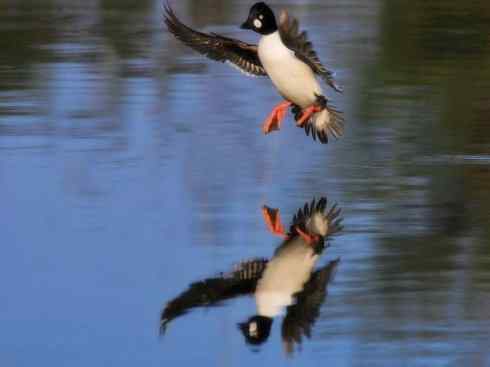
[258,32,322,108]
[254,241,319,317]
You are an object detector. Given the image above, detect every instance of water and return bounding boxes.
[1,0,490,366]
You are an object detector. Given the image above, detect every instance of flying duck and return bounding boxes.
[164,2,344,144]
[160,197,343,354]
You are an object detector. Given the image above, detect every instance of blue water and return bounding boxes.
[1,0,490,366]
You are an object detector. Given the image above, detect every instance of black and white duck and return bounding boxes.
[160,197,343,353]
[164,2,344,144]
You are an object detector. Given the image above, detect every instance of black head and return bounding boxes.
[238,315,273,345]
[240,2,277,35]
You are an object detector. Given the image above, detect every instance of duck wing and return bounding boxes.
[281,259,340,355]
[160,258,268,334]
[164,4,267,77]
[278,10,342,92]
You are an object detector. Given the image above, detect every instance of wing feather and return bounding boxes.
[282,259,340,355]
[160,258,268,334]
[164,4,267,77]
[278,10,342,92]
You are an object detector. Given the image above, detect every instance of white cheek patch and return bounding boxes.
[253,19,262,29]
[249,322,258,337]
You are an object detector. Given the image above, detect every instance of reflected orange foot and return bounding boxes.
[296,105,324,127]
[295,226,320,246]
[262,101,292,134]
[262,206,288,239]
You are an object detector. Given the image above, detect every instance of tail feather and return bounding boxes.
[289,197,343,238]
[293,102,344,144]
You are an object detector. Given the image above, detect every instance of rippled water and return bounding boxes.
[1,1,490,366]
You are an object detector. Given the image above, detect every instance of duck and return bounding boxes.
[164,2,344,144]
[160,197,343,354]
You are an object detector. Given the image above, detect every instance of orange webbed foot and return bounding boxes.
[262,101,292,134]
[296,105,324,127]
[262,206,288,239]
[294,226,320,246]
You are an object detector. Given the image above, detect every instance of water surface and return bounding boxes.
[1,0,490,366]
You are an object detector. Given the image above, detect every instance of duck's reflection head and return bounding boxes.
[238,315,273,345]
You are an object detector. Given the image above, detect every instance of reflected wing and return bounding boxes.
[279,10,342,92]
[160,258,268,334]
[164,4,267,77]
[281,259,340,355]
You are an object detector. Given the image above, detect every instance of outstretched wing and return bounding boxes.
[160,258,268,334]
[281,259,340,355]
[164,4,267,77]
[278,10,342,93]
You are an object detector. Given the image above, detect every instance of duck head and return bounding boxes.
[238,315,273,345]
[241,2,278,35]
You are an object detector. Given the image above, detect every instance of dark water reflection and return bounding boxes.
[1,0,489,366]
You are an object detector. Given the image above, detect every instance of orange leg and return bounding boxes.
[262,101,292,134]
[262,206,288,239]
[296,105,324,127]
[295,226,320,246]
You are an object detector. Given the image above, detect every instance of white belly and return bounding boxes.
[255,243,318,317]
[258,32,322,108]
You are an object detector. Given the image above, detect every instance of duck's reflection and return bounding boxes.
[160,197,343,355]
